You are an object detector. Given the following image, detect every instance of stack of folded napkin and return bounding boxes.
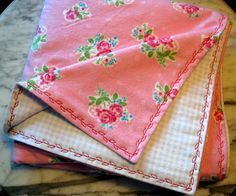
[3,0,231,194]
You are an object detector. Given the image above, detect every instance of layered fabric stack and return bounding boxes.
[3,0,231,194]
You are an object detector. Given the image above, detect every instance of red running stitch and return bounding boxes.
[215,23,232,180]
[7,88,23,128]
[10,128,192,191]
[8,28,223,192]
[24,15,227,162]
[217,125,225,180]
[186,28,221,187]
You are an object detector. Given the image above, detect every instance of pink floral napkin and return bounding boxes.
[15,0,228,163]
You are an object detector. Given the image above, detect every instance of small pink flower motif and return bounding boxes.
[166,89,178,99]
[35,26,47,35]
[109,104,123,118]
[63,2,92,22]
[25,65,61,92]
[173,3,200,18]
[40,67,57,85]
[132,24,178,66]
[179,4,199,14]
[144,34,160,48]
[65,9,79,21]
[214,109,224,122]
[203,37,215,49]
[88,88,133,129]
[77,34,118,67]
[143,34,150,42]
[153,83,178,105]
[96,109,117,124]
[96,41,112,56]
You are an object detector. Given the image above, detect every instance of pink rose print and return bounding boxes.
[65,9,79,21]
[144,34,160,48]
[166,89,178,99]
[132,23,179,67]
[202,36,218,49]
[153,83,178,105]
[214,106,224,122]
[214,111,224,121]
[25,65,61,92]
[96,109,117,124]
[180,4,199,14]
[63,1,92,22]
[40,67,57,85]
[96,41,112,56]
[76,33,119,67]
[109,104,123,117]
[173,3,200,18]
[88,88,133,129]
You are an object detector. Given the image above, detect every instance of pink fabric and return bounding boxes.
[13,142,98,173]
[199,22,231,181]
[200,51,229,181]
[19,0,227,162]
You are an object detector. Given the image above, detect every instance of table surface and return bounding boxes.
[0,0,236,195]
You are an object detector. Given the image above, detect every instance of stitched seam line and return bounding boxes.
[215,23,231,180]
[217,124,225,179]
[6,88,23,128]
[187,29,221,189]
[10,129,191,190]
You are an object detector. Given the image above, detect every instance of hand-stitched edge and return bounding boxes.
[19,14,227,163]
[187,31,221,189]
[185,22,230,185]
[10,129,192,192]
[217,124,225,180]
[215,23,231,179]
[6,88,23,128]
[8,28,223,193]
